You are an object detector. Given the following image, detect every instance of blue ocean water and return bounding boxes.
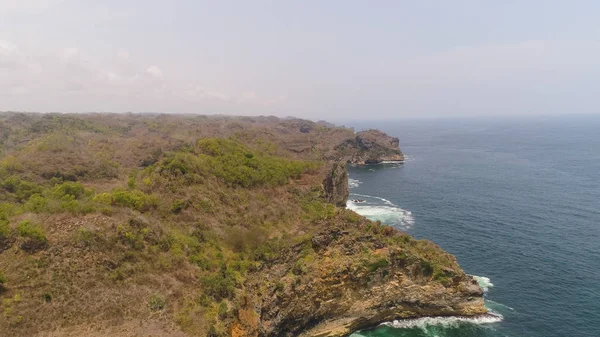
[343,115,600,337]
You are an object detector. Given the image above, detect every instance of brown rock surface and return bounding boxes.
[242,222,487,337]
[333,130,405,164]
[322,162,350,207]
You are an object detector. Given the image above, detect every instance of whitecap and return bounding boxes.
[471,275,494,292]
[350,193,394,205]
[348,178,362,189]
[347,194,414,229]
[382,314,503,330]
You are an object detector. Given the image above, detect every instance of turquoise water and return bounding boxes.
[344,115,600,337]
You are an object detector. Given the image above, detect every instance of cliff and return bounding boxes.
[322,162,349,207]
[0,113,483,337]
[333,130,405,164]
[241,221,486,337]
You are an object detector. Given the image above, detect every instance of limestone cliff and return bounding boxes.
[0,113,484,337]
[238,219,487,337]
[333,130,405,164]
[322,162,350,207]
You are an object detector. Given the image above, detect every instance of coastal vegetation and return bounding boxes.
[0,112,482,337]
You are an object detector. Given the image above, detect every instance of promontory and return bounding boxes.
[0,112,486,337]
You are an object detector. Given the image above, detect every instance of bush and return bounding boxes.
[0,219,11,241]
[218,301,228,319]
[200,265,236,300]
[152,138,315,188]
[366,258,389,273]
[148,294,166,311]
[17,220,47,252]
[117,223,149,250]
[0,271,6,285]
[23,194,50,213]
[95,189,158,212]
[0,218,12,252]
[2,177,43,202]
[52,182,85,199]
[171,199,187,214]
[419,259,434,277]
[301,200,336,221]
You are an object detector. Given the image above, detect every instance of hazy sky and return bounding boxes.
[1,1,600,119]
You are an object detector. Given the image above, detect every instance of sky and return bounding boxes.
[1,0,600,119]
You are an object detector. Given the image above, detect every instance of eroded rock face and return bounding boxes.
[240,223,488,337]
[334,129,404,164]
[322,162,349,207]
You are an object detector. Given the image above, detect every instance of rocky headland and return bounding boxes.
[333,129,405,165]
[0,112,484,337]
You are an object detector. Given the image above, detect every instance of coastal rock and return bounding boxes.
[322,162,349,207]
[242,223,488,337]
[334,129,405,164]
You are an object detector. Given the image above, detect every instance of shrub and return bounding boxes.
[0,271,6,285]
[17,220,47,252]
[419,259,434,277]
[58,195,94,214]
[23,194,49,213]
[0,218,12,252]
[218,301,228,319]
[0,219,11,241]
[52,182,85,199]
[200,265,236,300]
[171,199,187,214]
[2,177,43,202]
[127,176,136,189]
[74,227,104,248]
[366,258,389,273]
[148,294,166,311]
[117,223,149,250]
[152,138,315,188]
[301,200,336,221]
[96,189,158,212]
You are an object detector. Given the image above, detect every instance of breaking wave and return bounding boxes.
[381,313,503,330]
[472,275,494,292]
[347,193,414,229]
[349,178,362,189]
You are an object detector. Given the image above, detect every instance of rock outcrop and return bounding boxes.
[334,129,404,164]
[322,162,349,207]
[240,222,488,337]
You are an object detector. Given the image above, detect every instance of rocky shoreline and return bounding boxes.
[0,113,486,337]
[235,162,488,337]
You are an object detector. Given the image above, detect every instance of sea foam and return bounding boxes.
[348,178,362,189]
[347,193,414,229]
[381,313,503,330]
[472,275,494,292]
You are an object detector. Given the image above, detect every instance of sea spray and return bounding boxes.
[347,193,414,229]
[381,314,503,330]
[472,275,494,293]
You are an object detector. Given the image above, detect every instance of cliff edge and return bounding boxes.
[333,130,405,164]
[235,164,487,337]
[0,113,483,337]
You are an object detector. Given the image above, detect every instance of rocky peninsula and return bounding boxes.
[0,112,485,337]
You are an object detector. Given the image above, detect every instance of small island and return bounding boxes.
[0,113,486,337]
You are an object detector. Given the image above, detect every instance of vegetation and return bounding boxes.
[0,113,462,337]
[16,221,47,252]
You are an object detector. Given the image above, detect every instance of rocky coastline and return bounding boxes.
[0,113,486,337]
[235,161,488,337]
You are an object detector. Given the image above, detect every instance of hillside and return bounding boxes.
[0,113,484,337]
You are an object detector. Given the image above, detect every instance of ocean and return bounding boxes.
[342,115,600,337]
